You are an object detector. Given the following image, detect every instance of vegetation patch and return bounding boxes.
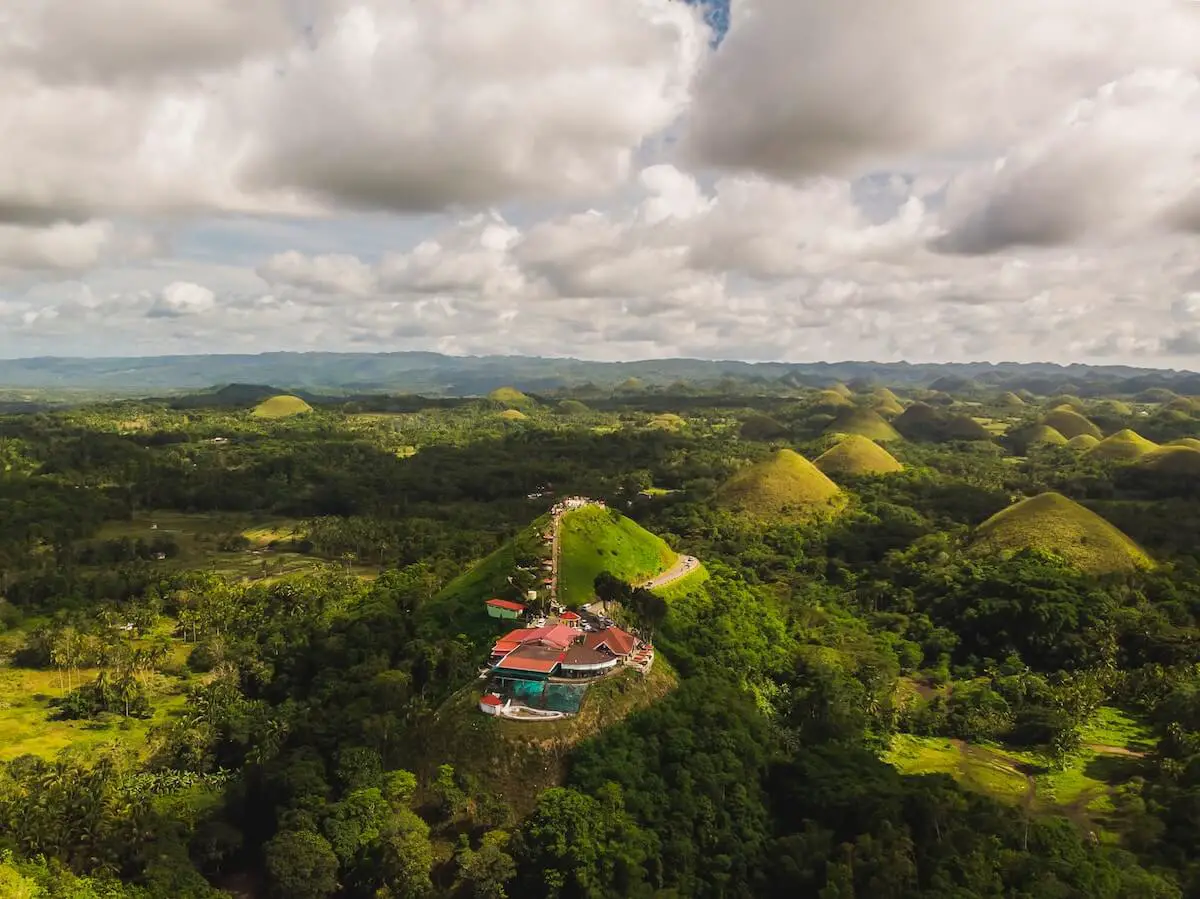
[823,407,902,442]
[970,492,1153,574]
[1067,434,1101,451]
[1135,445,1200,475]
[716,449,844,521]
[487,386,536,410]
[251,394,313,419]
[814,434,903,477]
[1087,429,1158,462]
[1040,408,1103,440]
[498,409,528,421]
[558,506,677,607]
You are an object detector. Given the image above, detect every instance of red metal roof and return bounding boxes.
[559,611,580,620]
[584,626,637,657]
[494,645,564,674]
[486,598,526,612]
[491,624,576,655]
[480,694,503,706]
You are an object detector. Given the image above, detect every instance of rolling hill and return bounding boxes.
[1086,429,1157,462]
[1168,437,1200,450]
[1136,445,1200,475]
[557,506,678,608]
[498,409,528,421]
[1067,434,1101,451]
[814,435,903,477]
[717,449,844,520]
[1040,408,1103,440]
[893,403,993,442]
[488,386,536,409]
[824,408,902,442]
[812,389,854,409]
[1011,424,1068,452]
[998,391,1026,407]
[251,394,313,419]
[970,492,1152,574]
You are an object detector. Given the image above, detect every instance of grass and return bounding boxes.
[717,449,844,521]
[824,408,902,442]
[558,507,676,607]
[651,562,710,602]
[1081,706,1155,752]
[1137,445,1200,475]
[1023,424,1069,447]
[999,391,1027,407]
[647,413,685,431]
[1087,429,1158,462]
[498,409,527,421]
[971,492,1153,574]
[811,389,854,409]
[814,435,903,477]
[1040,408,1102,440]
[251,395,313,419]
[1168,437,1200,450]
[1067,434,1101,451]
[422,537,532,642]
[488,387,535,410]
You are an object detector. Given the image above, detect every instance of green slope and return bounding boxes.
[823,407,902,442]
[251,394,313,419]
[1086,429,1157,462]
[717,449,844,521]
[970,492,1152,574]
[558,506,677,607]
[814,435,903,477]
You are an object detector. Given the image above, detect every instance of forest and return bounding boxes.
[2,382,1200,898]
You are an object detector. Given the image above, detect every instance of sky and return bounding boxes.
[1,0,1199,366]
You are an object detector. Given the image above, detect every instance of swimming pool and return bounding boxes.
[493,678,588,714]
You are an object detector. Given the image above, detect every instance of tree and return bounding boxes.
[263,830,339,899]
[457,829,517,899]
[374,809,434,899]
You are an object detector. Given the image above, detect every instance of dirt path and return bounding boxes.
[1087,744,1147,758]
[640,555,700,589]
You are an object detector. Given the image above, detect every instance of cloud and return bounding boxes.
[259,251,377,297]
[147,281,215,318]
[684,0,1200,179]
[0,0,708,224]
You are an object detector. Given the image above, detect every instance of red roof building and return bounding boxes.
[584,626,638,659]
[487,598,526,612]
[480,693,503,706]
[493,644,566,677]
[490,624,577,659]
[559,610,581,628]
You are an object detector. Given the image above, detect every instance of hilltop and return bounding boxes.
[812,389,853,409]
[558,505,679,607]
[893,403,993,442]
[1010,424,1068,452]
[498,409,528,421]
[814,435,903,477]
[1086,429,1157,462]
[1169,437,1200,450]
[717,449,844,520]
[824,408,902,442]
[1136,445,1200,476]
[251,394,313,419]
[1067,434,1101,451]
[1040,408,1102,440]
[970,492,1152,574]
[488,386,536,409]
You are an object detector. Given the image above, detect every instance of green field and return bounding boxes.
[558,506,676,607]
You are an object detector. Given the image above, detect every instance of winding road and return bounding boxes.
[640,555,701,590]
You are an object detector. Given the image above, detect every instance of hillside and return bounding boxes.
[1011,424,1068,452]
[824,408,902,442]
[970,492,1152,574]
[1169,437,1200,450]
[1136,445,1200,475]
[999,391,1026,407]
[1040,409,1102,440]
[814,435,903,477]
[1086,429,1157,462]
[488,386,535,409]
[893,403,993,442]
[251,394,313,419]
[717,449,844,520]
[558,506,678,607]
[498,408,528,421]
[812,389,853,409]
[1067,434,1101,451]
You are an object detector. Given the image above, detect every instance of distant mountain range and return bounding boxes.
[1,353,1198,399]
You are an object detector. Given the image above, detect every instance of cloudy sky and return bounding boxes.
[2,0,1200,366]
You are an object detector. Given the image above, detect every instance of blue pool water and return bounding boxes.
[496,679,588,714]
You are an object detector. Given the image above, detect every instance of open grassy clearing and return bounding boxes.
[558,506,676,607]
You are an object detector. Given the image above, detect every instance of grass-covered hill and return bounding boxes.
[1045,395,1086,412]
[498,409,528,421]
[814,435,903,477]
[970,492,1153,574]
[999,391,1026,407]
[1040,408,1103,440]
[1067,434,1101,451]
[824,408,902,442]
[812,389,854,410]
[1136,445,1200,476]
[251,394,313,419]
[717,449,844,520]
[558,506,678,607]
[1010,424,1068,452]
[893,403,993,442]
[1086,429,1158,462]
[1169,437,1200,450]
[487,386,536,409]
[556,399,591,416]
[1165,397,1199,415]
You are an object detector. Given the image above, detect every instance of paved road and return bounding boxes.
[640,555,700,590]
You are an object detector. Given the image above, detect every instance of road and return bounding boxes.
[639,555,700,590]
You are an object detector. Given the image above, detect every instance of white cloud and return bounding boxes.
[148,281,215,318]
[259,251,377,297]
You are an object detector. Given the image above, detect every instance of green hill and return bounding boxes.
[998,391,1026,407]
[970,492,1152,574]
[830,382,854,399]
[1137,446,1200,476]
[812,389,853,410]
[557,399,591,416]
[1009,424,1068,453]
[1040,408,1102,440]
[814,435,903,477]
[1168,437,1200,450]
[1095,399,1134,417]
[558,506,677,607]
[1137,388,1177,403]
[894,403,993,442]
[824,407,902,442]
[740,414,789,441]
[1067,434,1101,451]
[251,394,313,419]
[869,388,905,417]
[1086,429,1157,462]
[717,449,844,521]
[498,409,528,421]
[1045,395,1086,412]
[488,386,535,410]
[1164,397,1199,415]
